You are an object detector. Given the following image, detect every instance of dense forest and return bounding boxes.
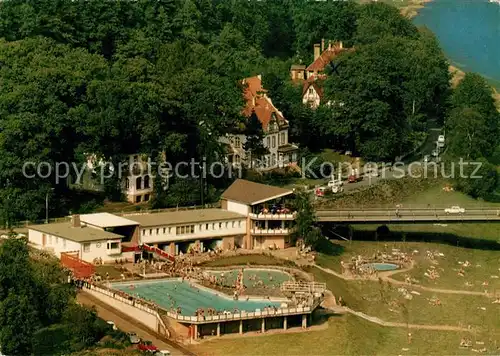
[0,0,498,224]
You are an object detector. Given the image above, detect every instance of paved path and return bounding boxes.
[77,291,195,356]
[343,307,471,332]
[314,265,492,297]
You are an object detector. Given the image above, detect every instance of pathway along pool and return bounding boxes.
[362,263,399,271]
[112,279,281,315]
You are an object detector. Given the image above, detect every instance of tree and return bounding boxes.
[447,73,499,159]
[292,190,316,247]
[244,112,268,168]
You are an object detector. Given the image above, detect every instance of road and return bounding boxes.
[77,291,194,356]
[315,208,500,223]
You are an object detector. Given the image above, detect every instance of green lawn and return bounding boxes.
[201,254,295,268]
[191,313,484,356]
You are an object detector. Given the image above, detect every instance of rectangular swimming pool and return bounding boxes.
[111,279,281,315]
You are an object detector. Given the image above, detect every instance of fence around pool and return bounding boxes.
[86,277,324,324]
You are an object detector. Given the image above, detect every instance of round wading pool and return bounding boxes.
[362,263,399,271]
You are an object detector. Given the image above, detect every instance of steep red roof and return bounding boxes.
[302,79,324,99]
[242,76,287,131]
[306,47,344,73]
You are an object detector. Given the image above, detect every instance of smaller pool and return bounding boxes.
[362,263,399,271]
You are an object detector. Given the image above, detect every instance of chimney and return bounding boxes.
[257,74,262,81]
[339,41,343,49]
[328,40,332,50]
[72,214,81,228]
[314,44,321,60]
[321,38,325,52]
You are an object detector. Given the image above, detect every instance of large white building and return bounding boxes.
[28,213,140,264]
[29,179,297,264]
[69,153,166,204]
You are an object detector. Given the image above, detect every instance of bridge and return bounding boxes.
[315,208,500,223]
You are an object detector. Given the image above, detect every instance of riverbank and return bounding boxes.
[399,0,433,19]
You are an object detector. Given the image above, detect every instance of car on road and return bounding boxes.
[127,332,141,344]
[154,351,171,356]
[444,206,465,214]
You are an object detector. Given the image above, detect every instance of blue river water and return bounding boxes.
[413,0,500,87]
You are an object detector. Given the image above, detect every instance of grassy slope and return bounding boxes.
[194,254,500,355]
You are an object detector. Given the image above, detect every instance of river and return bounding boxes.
[413,0,500,88]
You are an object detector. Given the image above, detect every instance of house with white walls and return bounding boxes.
[221,76,299,170]
[28,213,140,263]
[68,153,169,204]
[221,179,296,250]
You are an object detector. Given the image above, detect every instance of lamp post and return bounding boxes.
[198,120,212,208]
[45,188,54,224]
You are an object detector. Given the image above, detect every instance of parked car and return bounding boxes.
[438,135,445,143]
[138,340,158,353]
[444,206,465,214]
[106,321,117,331]
[127,332,141,344]
[154,351,171,356]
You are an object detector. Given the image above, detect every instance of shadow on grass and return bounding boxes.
[315,238,345,256]
[322,223,500,251]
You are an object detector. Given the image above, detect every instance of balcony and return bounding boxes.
[251,228,293,235]
[249,212,297,220]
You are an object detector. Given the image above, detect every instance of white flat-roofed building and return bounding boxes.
[221,179,296,250]
[28,215,134,264]
[125,208,247,255]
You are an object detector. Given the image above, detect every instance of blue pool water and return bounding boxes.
[362,263,399,271]
[206,268,292,288]
[413,0,500,87]
[112,279,280,315]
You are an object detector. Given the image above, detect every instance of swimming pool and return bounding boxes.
[362,263,399,271]
[111,279,281,315]
[205,268,292,288]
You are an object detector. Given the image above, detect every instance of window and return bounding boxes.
[149,229,152,235]
[142,229,146,236]
[125,178,130,189]
[239,221,242,227]
[266,137,270,147]
[280,132,286,145]
[199,224,202,231]
[83,243,90,253]
[176,225,195,235]
[156,228,159,234]
[234,155,240,164]
[272,136,276,148]
[107,242,119,250]
[219,222,222,229]
[168,227,172,233]
[144,175,150,189]
[163,228,166,233]
[212,223,215,229]
[234,137,241,148]
[144,193,150,201]
[136,176,142,190]
[232,221,235,228]
[205,224,209,230]
[308,88,314,95]
[135,196,141,203]
[225,222,228,228]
